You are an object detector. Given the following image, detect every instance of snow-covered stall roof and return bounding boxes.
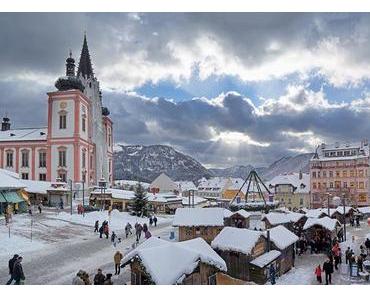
[211,227,263,255]
[303,217,340,232]
[173,208,225,227]
[333,206,354,215]
[223,209,233,218]
[0,169,25,190]
[224,209,251,219]
[21,179,53,194]
[267,225,299,250]
[305,209,326,218]
[262,212,305,226]
[121,237,227,285]
[358,207,370,214]
[250,250,281,268]
[0,127,47,142]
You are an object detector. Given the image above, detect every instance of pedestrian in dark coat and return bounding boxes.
[114,251,123,275]
[143,223,148,233]
[323,259,333,285]
[358,256,364,272]
[104,224,109,239]
[269,264,276,285]
[104,273,113,285]
[153,216,158,227]
[145,230,152,239]
[94,220,99,233]
[99,225,104,238]
[13,257,25,285]
[6,254,19,285]
[93,269,105,285]
[38,203,42,214]
[125,222,132,238]
[135,223,143,243]
[149,216,153,226]
[345,247,351,264]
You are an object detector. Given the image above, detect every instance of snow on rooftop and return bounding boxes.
[313,141,370,161]
[0,127,47,142]
[175,181,197,192]
[182,196,207,206]
[305,209,326,218]
[303,217,340,232]
[223,209,233,218]
[122,237,226,284]
[267,225,299,250]
[267,172,310,194]
[224,209,251,218]
[211,227,263,255]
[262,213,291,225]
[0,169,25,189]
[173,208,225,227]
[250,250,281,268]
[358,207,370,214]
[21,179,53,194]
[333,206,354,215]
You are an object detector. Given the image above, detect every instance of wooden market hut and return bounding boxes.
[173,208,225,243]
[331,206,356,224]
[121,237,227,285]
[261,212,306,233]
[249,250,282,284]
[302,217,342,250]
[267,225,299,274]
[211,227,267,281]
[224,209,251,229]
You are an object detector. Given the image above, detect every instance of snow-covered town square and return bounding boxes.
[4,10,370,288]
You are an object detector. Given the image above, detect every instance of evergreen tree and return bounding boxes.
[130,182,148,217]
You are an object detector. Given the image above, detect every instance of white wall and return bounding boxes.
[51,99,75,138]
[50,144,74,182]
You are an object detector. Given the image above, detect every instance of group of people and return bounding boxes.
[72,268,113,285]
[134,222,152,243]
[6,254,25,285]
[349,216,361,228]
[77,204,85,215]
[95,220,110,239]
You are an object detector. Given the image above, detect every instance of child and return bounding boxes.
[315,264,322,284]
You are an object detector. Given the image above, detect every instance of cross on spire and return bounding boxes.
[77,34,94,79]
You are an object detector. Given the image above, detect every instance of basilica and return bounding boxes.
[0,35,114,187]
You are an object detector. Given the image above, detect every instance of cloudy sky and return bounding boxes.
[2,13,370,168]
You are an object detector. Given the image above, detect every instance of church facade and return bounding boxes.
[0,36,113,187]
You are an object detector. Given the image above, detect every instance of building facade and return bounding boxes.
[267,172,310,210]
[310,140,370,208]
[0,35,113,187]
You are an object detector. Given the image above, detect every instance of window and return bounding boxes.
[6,151,13,167]
[59,114,67,129]
[21,173,29,180]
[82,150,86,168]
[82,116,86,132]
[323,171,327,178]
[335,181,341,189]
[350,170,355,177]
[336,171,340,177]
[343,182,347,188]
[20,150,29,168]
[313,182,316,189]
[300,198,304,205]
[312,172,316,178]
[359,182,365,189]
[58,150,66,167]
[208,274,217,285]
[39,151,46,168]
[359,170,364,177]
[343,170,347,177]
[39,173,46,181]
[323,182,327,189]
[330,182,334,188]
[329,171,333,178]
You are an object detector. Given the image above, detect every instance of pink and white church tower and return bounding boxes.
[0,35,113,187]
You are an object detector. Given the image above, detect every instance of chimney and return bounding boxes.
[1,117,10,131]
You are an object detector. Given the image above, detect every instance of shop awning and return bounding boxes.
[0,192,7,203]
[2,191,25,203]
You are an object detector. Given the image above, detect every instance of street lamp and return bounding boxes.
[325,192,332,217]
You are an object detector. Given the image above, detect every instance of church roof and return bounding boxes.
[77,34,94,79]
[0,127,47,142]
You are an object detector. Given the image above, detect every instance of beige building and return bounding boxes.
[267,172,310,210]
[310,140,370,208]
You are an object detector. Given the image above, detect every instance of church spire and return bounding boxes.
[77,34,94,79]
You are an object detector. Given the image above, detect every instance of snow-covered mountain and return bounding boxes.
[113,144,313,183]
[113,145,212,183]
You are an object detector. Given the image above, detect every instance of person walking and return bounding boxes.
[38,203,42,214]
[72,270,85,285]
[125,222,132,238]
[104,223,109,239]
[315,264,322,284]
[94,220,99,233]
[358,255,364,272]
[114,251,123,275]
[99,224,104,238]
[269,264,276,285]
[93,268,105,285]
[332,244,340,270]
[81,271,91,285]
[345,247,351,264]
[28,204,32,216]
[6,254,19,285]
[135,223,143,243]
[13,256,25,285]
[111,231,117,247]
[153,216,157,227]
[59,198,64,210]
[145,230,152,239]
[149,216,153,226]
[143,223,148,234]
[323,259,333,285]
[104,273,113,285]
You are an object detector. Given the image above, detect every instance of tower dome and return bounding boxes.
[55,51,85,92]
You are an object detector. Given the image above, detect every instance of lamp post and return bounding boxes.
[342,193,347,242]
[69,179,73,215]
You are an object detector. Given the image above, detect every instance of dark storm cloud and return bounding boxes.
[3,13,370,167]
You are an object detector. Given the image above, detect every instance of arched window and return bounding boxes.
[59,110,67,129]
[58,146,67,167]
